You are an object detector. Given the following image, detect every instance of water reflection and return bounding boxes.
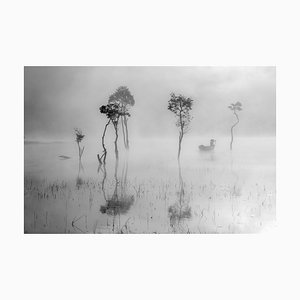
[100,156,135,232]
[76,157,84,188]
[230,153,242,198]
[75,128,85,188]
[168,162,192,232]
[25,137,276,234]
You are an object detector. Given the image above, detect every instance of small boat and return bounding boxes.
[59,155,71,160]
[199,139,216,151]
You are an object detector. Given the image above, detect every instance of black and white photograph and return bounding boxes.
[2,0,300,299]
[24,66,276,234]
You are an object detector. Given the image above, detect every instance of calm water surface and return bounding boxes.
[24,136,275,233]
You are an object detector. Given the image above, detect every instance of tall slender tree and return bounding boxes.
[98,102,129,165]
[74,128,85,185]
[168,93,193,160]
[108,86,135,149]
[228,101,242,150]
[74,128,85,163]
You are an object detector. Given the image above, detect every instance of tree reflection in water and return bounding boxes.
[168,161,192,233]
[76,155,84,189]
[230,153,243,198]
[99,156,134,233]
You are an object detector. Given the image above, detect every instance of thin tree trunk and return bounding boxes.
[178,131,183,161]
[177,101,184,161]
[114,122,119,161]
[230,127,234,151]
[79,159,84,172]
[77,142,84,169]
[113,151,119,225]
[230,112,239,150]
[98,119,111,164]
[79,146,84,160]
[178,159,183,189]
[114,156,119,187]
[121,159,128,196]
[121,116,127,149]
[77,141,81,159]
[101,163,107,202]
[124,115,129,149]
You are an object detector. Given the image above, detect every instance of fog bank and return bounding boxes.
[24,66,275,140]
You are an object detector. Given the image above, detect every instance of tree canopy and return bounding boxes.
[168,93,193,133]
[74,128,85,143]
[99,103,130,124]
[228,101,242,112]
[108,86,135,107]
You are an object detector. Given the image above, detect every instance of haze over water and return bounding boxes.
[24,67,275,233]
[25,135,275,233]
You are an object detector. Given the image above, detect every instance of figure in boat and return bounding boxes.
[199,139,216,151]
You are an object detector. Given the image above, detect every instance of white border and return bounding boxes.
[1,1,299,299]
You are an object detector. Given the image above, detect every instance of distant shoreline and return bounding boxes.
[24,140,67,145]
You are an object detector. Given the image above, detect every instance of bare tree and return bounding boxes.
[168,93,193,160]
[108,86,135,149]
[228,101,242,150]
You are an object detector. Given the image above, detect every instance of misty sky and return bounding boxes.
[24,66,275,140]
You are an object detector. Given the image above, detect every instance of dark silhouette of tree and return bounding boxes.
[168,93,193,160]
[98,103,129,165]
[228,101,242,150]
[108,86,135,149]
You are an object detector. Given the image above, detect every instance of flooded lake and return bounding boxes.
[24,136,275,233]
